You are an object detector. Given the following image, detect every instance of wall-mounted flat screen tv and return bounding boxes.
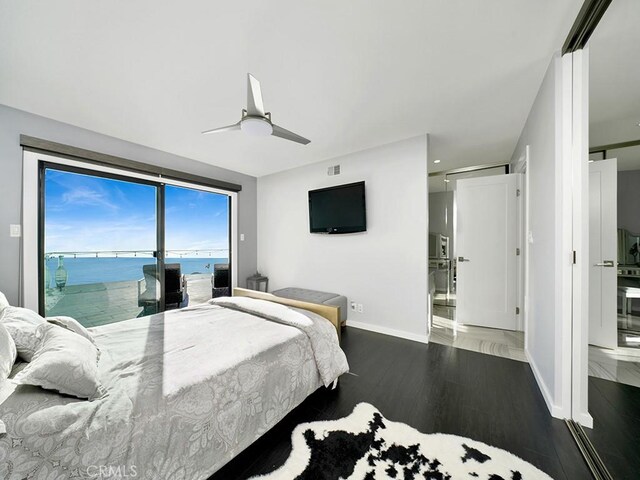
[308,181,366,234]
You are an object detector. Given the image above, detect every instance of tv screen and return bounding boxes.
[308,181,366,234]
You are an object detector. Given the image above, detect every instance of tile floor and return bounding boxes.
[589,343,640,389]
[430,305,527,363]
[587,314,640,388]
[431,304,640,388]
[617,313,640,348]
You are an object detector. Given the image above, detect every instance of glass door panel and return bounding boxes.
[164,184,231,305]
[42,167,160,326]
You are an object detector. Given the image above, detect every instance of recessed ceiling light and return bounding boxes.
[434,159,441,164]
[444,179,450,183]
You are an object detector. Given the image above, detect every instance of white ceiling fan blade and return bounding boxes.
[271,124,311,145]
[246,73,265,116]
[201,122,240,135]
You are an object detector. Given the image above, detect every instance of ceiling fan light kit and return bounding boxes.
[241,116,273,136]
[202,73,310,145]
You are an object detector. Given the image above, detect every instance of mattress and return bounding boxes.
[0,301,348,480]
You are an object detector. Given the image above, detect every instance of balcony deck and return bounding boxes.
[45,274,215,327]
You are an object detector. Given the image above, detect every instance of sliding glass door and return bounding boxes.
[164,184,231,304]
[42,166,160,326]
[40,164,232,327]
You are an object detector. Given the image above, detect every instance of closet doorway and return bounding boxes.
[428,164,526,362]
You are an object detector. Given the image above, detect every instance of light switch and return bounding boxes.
[240,233,245,241]
[9,224,21,238]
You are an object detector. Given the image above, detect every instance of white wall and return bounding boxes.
[258,136,429,342]
[510,53,572,419]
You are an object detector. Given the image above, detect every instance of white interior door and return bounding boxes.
[455,174,520,330]
[589,158,617,349]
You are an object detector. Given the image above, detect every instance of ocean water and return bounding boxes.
[44,257,229,286]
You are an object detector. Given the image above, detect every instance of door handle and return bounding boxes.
[458,257,470,262]
[594,260,615,267]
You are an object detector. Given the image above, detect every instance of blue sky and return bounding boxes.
[44,169,229,255]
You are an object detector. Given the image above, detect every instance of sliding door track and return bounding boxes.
[565,420,613,480]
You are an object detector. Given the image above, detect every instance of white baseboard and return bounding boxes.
[347,321,429,345]
[525,348,565,419]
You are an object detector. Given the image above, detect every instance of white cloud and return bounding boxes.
[45,216,155,253]
[61,187,119,211]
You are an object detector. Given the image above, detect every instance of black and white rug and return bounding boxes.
[252,403,553,480]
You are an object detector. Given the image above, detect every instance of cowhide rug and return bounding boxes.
[252,403,553,480]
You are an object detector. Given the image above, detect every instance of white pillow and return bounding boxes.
[0,291,9,315]
[0,322,17,436]
[0,323,17,383]
[15,323,104,400]
[46,316,96,345]
[0,306,45,362]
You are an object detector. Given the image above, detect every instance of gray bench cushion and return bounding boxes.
[272,287,348,322]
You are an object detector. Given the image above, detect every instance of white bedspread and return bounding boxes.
[0,301,349,480]
[209,297,348,387]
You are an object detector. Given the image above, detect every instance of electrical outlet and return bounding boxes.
[356,303,364,313]
[350,302,357,311]
[240,233,245,241]
[9,224,21,238]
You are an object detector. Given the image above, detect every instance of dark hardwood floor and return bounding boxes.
[212,327,592,480]
[586,376,640,480]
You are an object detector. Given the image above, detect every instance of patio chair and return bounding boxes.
[138,263,189,314]
[211,263,230,298]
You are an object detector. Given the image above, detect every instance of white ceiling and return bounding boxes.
[589,0,640,154]
[0,1,582,177]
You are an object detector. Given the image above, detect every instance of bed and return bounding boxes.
[0,288,349,480]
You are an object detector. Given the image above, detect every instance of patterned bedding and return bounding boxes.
[0,301,349,480]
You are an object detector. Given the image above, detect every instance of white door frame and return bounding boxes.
[22,150,239,313]
[570,48,593,428]
[512,147,529,333]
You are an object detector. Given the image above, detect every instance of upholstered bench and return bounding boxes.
[271,287,348,326]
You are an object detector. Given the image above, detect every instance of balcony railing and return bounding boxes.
[43,249,228,327]
[44,248,229,259]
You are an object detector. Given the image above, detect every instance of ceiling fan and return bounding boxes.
[202,74,310,145]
